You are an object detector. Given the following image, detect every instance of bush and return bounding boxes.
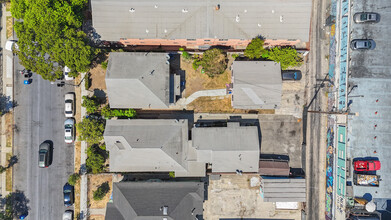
[192,59,202,70]
[200,48,227,77]
[231,53,239,59]
[81,96,99,114]
[244,38,267,59]
[179,47,185,51]
[0,165,7,174]
[268,47,302,70]
[101,61,108,70]
[76,118,105,145]
[93,182,110,201]
[101,105,136,119]
[169,171,175,178]
[68,173,80,186]
[182,51,191,60]
[84,73,91,91]
[86,145,106,174]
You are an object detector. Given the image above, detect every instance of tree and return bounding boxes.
[200,48,227,77]
[76,118,105,144]
[101,105,136,119]
[244,38,267,59]
[93,182,110,201]
[268,47,302,70]
[86,145,106,174]
[0,191,29,219]
[68,173,80,186]
[11,0,96,81]
[81,96,99,114]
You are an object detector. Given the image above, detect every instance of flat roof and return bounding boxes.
[91,0,312,42]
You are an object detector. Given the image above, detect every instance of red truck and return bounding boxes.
[354,160,381,171]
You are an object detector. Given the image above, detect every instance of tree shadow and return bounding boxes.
[7,155,18,168]
[0,94,18,114]
[0,190,30,219]
[98,181,110,194]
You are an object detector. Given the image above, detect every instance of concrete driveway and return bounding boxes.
[12,56,75,220]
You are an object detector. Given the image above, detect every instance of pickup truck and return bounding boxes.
[354,160,381,171]
[353,174,379,187]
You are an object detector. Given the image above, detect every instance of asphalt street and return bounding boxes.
[12,55,74,220]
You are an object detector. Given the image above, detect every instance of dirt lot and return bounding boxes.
[182,54,232,98]
[204,174,302,220]
[5,113,13,148]
[6,16,12,39]
[6,153,12,191]
[88,215,105,220]
[87,174,113,209]
[89,63,107,91]
[187,96,275,114]
[6,2,11,11]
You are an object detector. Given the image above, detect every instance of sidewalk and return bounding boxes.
[0,4,14,198]
[79,72,88,219]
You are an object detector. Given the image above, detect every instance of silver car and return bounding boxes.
[350,39,376,50]
[64,93,75,117]
[354,12,380,23]
[64,119,75,144]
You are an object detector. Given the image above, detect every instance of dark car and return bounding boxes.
[282,70,302,80]
[350,39,376,50]
[353,12,380,23]
[63,183,74,207]
[39,142,51,168]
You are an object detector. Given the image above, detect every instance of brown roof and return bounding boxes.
[258,160,290,176]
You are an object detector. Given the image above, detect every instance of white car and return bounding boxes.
[62,210,73,220]
[64,93,75,117]
[64,66,74,81]
[5,40,18,51]
[64,119,75,144]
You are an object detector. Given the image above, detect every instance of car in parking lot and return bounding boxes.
[62,210,73,220]
[354,12,380,23]
[63,183,74,207]
[64,93,75,117]
[282,70,302,81]
[39,142,51,168]
[350,39,376,50]
[64,119,75,144]
[354,160,381,171]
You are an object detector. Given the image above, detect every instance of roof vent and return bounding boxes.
[244,9,247,13]
[280,15,284,23]
[161,206,168,215]
[129,8,135,13]
[164,29,167,33]
[154,4,158,8]
[257,23,262,27]
[271,9,275,13]
[166,60,170,65]
[235,15,240,23]
[182,9,189,13]
[215,4,220,10]
[150,70,155,75]
[146,29,149,33]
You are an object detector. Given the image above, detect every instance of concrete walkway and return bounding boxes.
[79,72,88,220]
[174,89,226,108]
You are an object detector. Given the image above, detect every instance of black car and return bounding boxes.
[39,142,51,168]
[282,70,302,80]
[63,183,74,207]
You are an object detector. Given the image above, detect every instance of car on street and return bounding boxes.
[64,66,74,81]
[282,70,302,81]
[354,160,381,171]
[64,119,75,144]
[62,210,73,220]
[23,79,32,85]
[354,12,380,23]
[5,40,19,51]
[64,93,75,117]
[63,183,74,207]
[350,39,376,50]
[39,142,51,168]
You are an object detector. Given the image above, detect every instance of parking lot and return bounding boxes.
[347,0,391,202]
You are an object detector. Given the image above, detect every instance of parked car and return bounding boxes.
[63,183,74,207]
[64,93,75,117]
[282,70,302,81]
[64,119,75,144]
[64,66,74,81]
[5,40,18,51]
[38,142,51,168]
[24,79,32,85]
[62,210,73,220]
[354,12,380,23]
[354,160,381,171]
[350,39,376,50]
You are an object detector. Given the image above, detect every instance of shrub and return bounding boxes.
[81,96,99,114]
[68,173,80,186]
[86,145,106,174]
[76,118,105,145]
[101,61,108,70]
[200,48,227,77]
[169,171,175,178]
[192,59,202,70]
[231,53,239,59]
[84,73,91,91]
[0,165,7,174]
[182,51,191,60]
[244,38,267,59]
[101,105,136,119]
[93,182,110,201]
[179,47,185,51]
[268,47,302,70]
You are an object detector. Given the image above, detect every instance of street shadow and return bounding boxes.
[43,140,54,166]
[7,155,18,168]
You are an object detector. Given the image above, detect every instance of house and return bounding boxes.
[104,119,261,176]
[192,122,260,173]
[106,182,204,220]
[103,119,205,177]
[105,52,180,109]
[231,61,282,109]
[91,0,312,49]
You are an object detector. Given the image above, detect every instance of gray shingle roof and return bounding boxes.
[192,122,260,173]
[105,52,171,109]
[91,0,311,42]
[232,61,282,109]
[105,182,204,220]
